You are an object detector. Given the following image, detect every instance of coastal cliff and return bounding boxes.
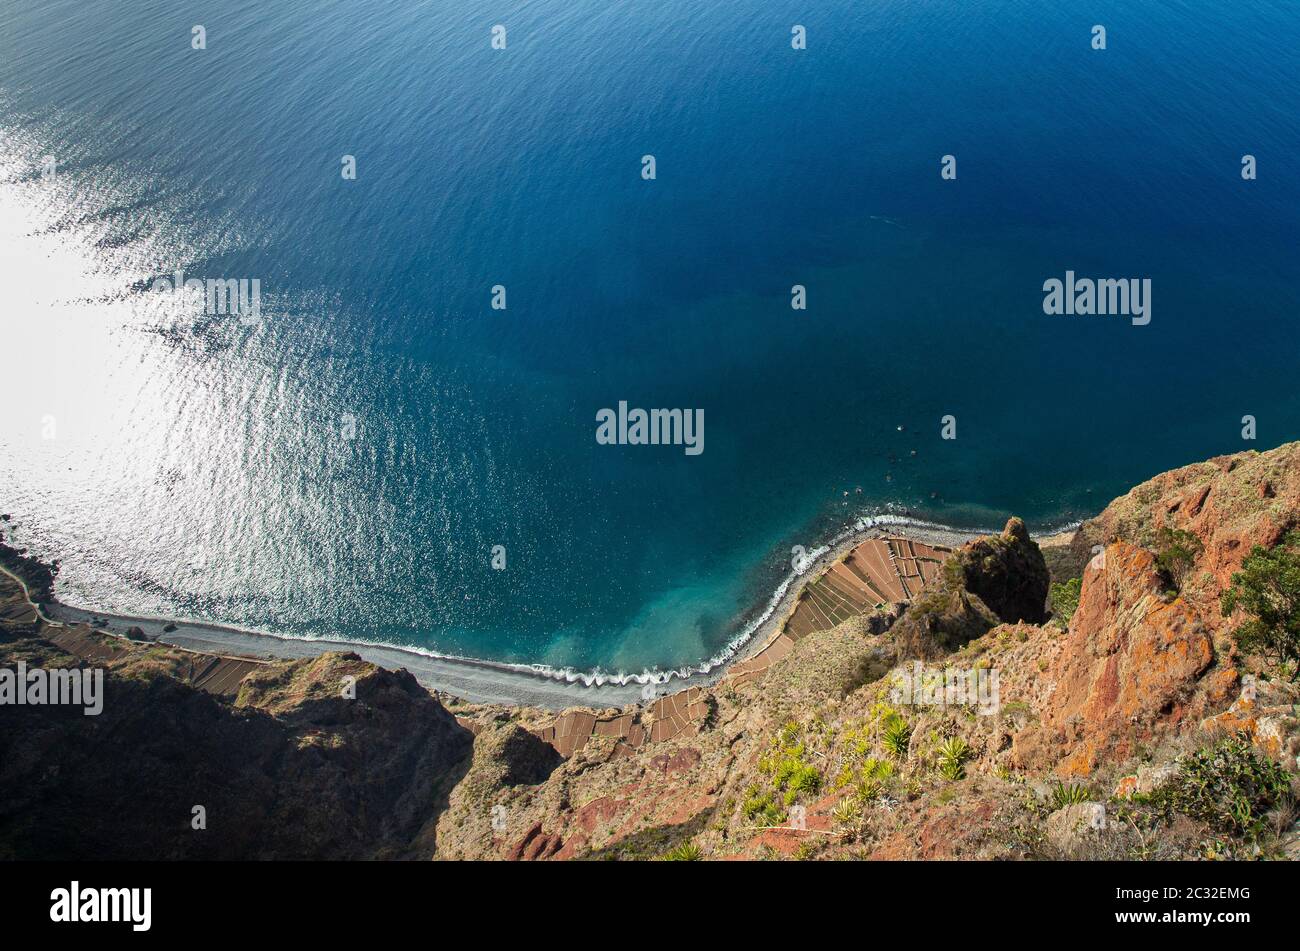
[0,584,473,858]
[4,443,1300,860]
[435,443,1300,861]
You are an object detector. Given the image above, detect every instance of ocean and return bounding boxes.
[2,0,1299,680]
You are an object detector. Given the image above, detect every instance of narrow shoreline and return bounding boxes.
[30,514,1080,710]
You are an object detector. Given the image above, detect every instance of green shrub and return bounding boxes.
[832,797,862,831]
[1049,577,1082,624]
[1153,733,1293,840]
[861,756,893,781]
[1221,531,1300,679]
[1153,527,1203,590]
[792,841,818,861]
[787,762,822,794]
[856,776,885,801]
[742,786,785,826]
[762,746,822,795]
[754,721,822,820]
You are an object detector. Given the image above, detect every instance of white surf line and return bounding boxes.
[4,516,1081,706]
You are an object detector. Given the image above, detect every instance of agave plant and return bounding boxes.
[661,842,702,861]
[881,715,912,760]
[862,755,894,781]
[1048,782,1092,810]
[936,736,970,781]
[856,776,885,801]
[831,797,862,831]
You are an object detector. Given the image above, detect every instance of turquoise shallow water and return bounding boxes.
[1,0,1299,677]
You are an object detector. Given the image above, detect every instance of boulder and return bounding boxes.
[1045,801,1109,853]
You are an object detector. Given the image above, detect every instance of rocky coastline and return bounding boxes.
[4,443,1300,860]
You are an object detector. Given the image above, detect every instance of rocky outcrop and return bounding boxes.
[892,518,1049,659]
[994,445,1300,779]
[463,720,563,789]
[891,581,1001,659]
[0,636,473,860]
[1045,801,1108,853]
[1011,542,1216,775]
[1201,678,1300,768]
[506,822,564,861]
[952,517,1050,624]
[1072,443,1300,635]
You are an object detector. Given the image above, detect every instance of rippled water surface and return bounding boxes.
[2,0,1299,675]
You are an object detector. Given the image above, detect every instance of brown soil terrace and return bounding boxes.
[528,536,947,757]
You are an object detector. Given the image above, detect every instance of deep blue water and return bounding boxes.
[2,0,1299,678]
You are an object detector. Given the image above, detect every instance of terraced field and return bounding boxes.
[532,535,950,758]
[784,537,948,639]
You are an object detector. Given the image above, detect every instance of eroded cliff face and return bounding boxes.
[1072,444,1300,604]
[437,444,1300,861]
[1009,542,1220,776]
[0,633,473,860]
[1008,444,1300,779]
